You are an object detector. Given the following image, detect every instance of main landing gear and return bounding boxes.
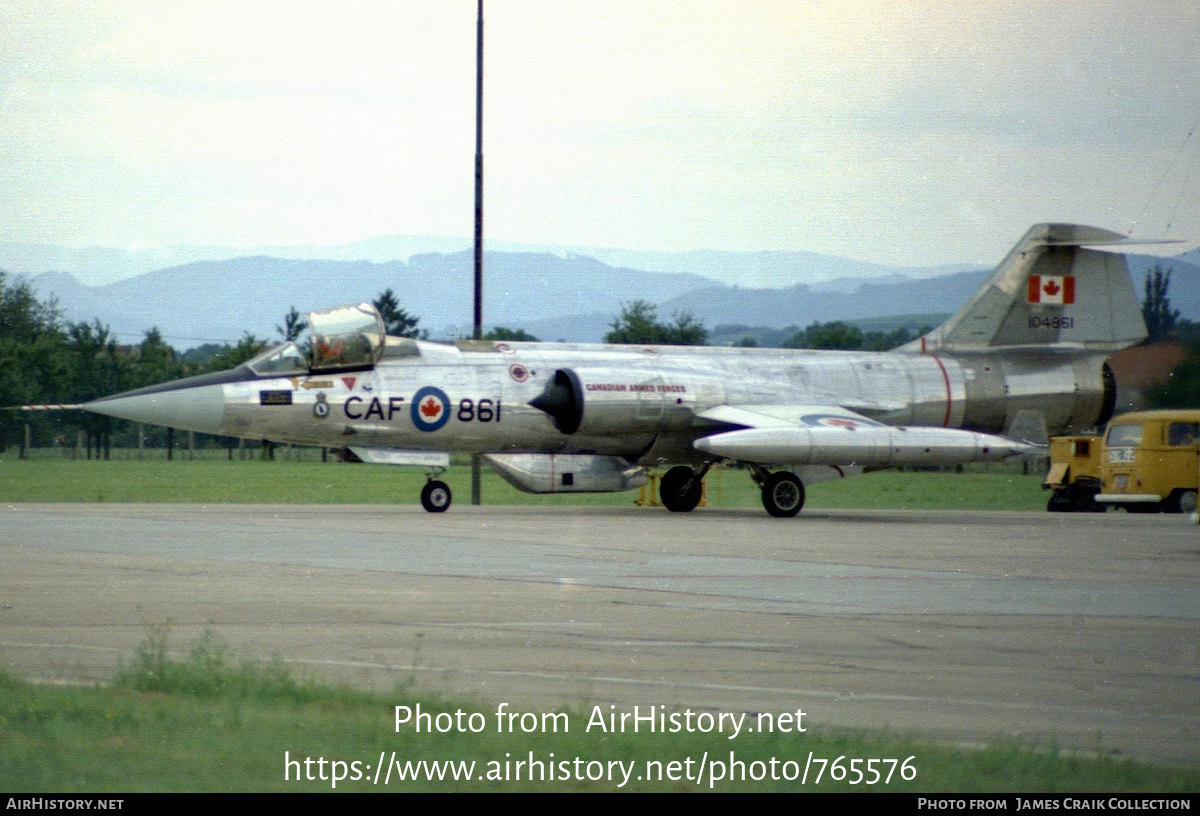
[659,464,709,512]
[420,466,452,513]
[749,465,805,517]
[658,463,806,517]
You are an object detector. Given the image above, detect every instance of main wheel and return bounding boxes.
[762,471,804,517]
[420,480,452,513]
[660,466,702,512]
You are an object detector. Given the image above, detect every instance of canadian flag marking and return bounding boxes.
[1027,275,1075,305]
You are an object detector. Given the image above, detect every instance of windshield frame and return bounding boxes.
[245,342,310,377]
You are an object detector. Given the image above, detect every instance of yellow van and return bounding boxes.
[1044,410,1200,513]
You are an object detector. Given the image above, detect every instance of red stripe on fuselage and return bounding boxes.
[927,353,952,427]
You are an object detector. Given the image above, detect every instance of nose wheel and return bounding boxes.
[420,466,452,512]
[421,480,452,512]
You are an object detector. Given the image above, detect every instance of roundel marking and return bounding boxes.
[508,363,530,383]
[411,386,451,432]
[799,413,882,429]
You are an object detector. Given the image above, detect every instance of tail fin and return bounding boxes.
[910,223,1147,354]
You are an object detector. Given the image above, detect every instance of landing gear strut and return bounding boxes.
[420,466,452,513]
[659,464,710,512]
[750,465,805,517]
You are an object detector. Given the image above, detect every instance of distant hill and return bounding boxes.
[17,244,1200,347]
[655,269,990,330]
[580,247,980,290]
[25,251,714,346]
[0,235,976,289]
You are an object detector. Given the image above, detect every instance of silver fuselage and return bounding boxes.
[97,340,1109,466]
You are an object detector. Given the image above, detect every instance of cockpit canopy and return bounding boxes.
[244,302,386,377]
[245,342,308,376]
[308,302,386,370]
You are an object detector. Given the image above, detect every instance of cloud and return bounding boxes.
[2,0,1198,264]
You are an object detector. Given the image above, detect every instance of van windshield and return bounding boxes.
[1106,424,1143,447]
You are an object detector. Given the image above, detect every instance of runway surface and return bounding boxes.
[3,503,1198,765]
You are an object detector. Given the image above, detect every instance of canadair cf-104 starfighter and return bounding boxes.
[81,223,1148,516]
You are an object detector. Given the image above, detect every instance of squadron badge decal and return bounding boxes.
[313,392,330,418]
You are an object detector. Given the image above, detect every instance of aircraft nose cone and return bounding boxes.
[85,383,227,435]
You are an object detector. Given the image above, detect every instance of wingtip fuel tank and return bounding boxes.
[693,425,1035,467]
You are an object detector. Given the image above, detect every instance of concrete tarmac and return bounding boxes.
[2,503,1198,765]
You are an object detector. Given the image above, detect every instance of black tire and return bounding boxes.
[1048,482,1105,512]
[762,471,805,517]
[1165,489,1198,515]
[1080,489,1107,513]
[420,480,452,513]
[660,466,702,512]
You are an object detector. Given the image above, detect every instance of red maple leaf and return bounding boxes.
[1043,279,1060,296]
[420,397,442,418]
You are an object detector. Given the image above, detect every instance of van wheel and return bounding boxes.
[1165,489,1198,514]
[1073,485,1105,513]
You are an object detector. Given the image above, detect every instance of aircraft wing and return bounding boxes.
[693,404,1030,467]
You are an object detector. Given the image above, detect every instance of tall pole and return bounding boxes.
[473,0,484,342]
[471,0,484,506]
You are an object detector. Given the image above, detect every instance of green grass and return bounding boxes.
[0,452,1049,510]
[2,630,1195,792]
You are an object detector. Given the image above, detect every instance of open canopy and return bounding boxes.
[308,302,386,371]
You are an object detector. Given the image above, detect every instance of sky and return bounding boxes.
[2,0,1200,269]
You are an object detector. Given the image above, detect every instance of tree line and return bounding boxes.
[0,272,191,452]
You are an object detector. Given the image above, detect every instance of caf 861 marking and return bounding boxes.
[84,224,1148,516]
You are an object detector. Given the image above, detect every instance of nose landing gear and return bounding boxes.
[420,466,452,512]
